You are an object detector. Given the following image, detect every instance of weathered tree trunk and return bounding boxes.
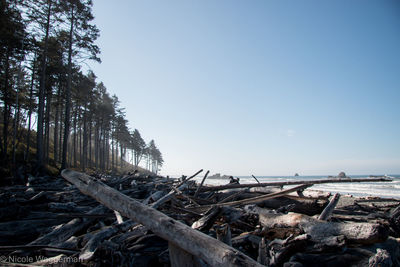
[259,212,388,245]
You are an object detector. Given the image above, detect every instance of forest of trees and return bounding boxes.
[0,0,163,177]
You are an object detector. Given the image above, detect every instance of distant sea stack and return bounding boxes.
[208,173,232,179]
[294,173,299,177]
[338,172,347,178]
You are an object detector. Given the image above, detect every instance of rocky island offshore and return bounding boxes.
[207,173,233,179]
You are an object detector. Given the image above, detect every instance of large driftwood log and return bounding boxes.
[61,169,263,267]
[201,184,310,209]
[199,177,392,192]
[259,212,389,245]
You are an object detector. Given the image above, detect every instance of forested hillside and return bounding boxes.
[0,0,163,178]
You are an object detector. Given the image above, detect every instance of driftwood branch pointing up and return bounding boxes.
[251,175,261,184]
[194,170,210,198]
[176,169,203,188]
[318,193,340,220]
[150,169,204,209]
[61,169,263,267]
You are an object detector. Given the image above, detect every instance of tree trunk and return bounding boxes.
[12,57,24,166]
[88,121,92,168]
[59,101,63,163]
[44,85,52,163]
[111,133,114,172]
[120,144,124,168]
[2,47,10,162]
[114,142,118,168]
[53,83,61,163]
[81,105,87,171]
[61,4,74,170]
[94,124,98,169]
[36,0,52,172]
[25,57,36,162]
[73,108,77,167]
[106,132,109,170]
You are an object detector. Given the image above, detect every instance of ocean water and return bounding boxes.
[193,175,400,199]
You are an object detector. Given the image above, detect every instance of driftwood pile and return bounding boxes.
[0,169,399,267]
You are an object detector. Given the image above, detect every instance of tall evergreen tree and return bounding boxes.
[60,0,100,169]
[131,129,146,167]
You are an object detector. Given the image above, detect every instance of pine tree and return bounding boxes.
[60,0,100,169]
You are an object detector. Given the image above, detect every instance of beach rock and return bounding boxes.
[338,172,347,178]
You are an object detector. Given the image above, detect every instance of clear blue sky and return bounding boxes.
[91,0,400,176]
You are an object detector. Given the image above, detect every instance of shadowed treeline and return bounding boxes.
[0,0,163,178]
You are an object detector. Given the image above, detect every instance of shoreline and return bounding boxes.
[0,171,399,266]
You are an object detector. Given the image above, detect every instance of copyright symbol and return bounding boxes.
[0,255,7,262]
